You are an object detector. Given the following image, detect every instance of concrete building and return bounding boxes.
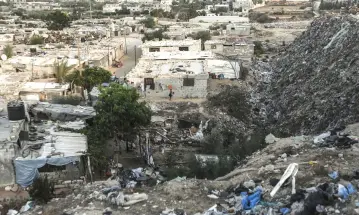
[19,82,70,103]
[204,38,254,62]
[126,60,209,98]
[233,0,253,11]
[103,4,122,13]
[189,16,249,24]
[204,40,224,53]
[141,39,202,56]
[226,23,251,36]
[14,2,60,11]
[13,120,88,187]
[223,39,254,60]
[0,34,15,45]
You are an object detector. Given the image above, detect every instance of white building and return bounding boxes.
[14,2,60,11]
[189,16,249,24]
[8,0,26,3]
[233,0,253,11]
[103,4,122,13]
[141,39,202,56]
[226,23,251,36]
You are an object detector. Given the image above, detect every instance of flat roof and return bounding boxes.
[189,16,249,23]
[141,39,201,48]
[142,51,214,60]
[20,82,69,93]
[204,40,224,45]
[126,60,205,79]
[16,121,87,160]
[31,102,96,121]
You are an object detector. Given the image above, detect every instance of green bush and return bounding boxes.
[28,175,55,204]
[29,35,44,45]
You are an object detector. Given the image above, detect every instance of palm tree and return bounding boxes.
[53,59,72,83]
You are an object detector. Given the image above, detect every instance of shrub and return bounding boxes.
[28,175,55,204]
[254,41,264,56]
[29,35,44,45]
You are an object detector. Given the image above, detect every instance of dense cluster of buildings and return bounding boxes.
[0,0,256,203]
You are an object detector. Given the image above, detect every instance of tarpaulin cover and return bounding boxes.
[14,156,80,187]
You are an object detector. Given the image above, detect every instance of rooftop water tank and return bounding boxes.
[7,100,26,121]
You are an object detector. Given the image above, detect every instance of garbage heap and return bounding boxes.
[201,124,359,215]
[253,15,359,136]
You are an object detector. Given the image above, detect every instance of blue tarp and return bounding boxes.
[14,156,80,187]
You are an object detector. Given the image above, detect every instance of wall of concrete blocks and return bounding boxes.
[129,74,208,98]
[0,143,18,187]
[224,45,254,57]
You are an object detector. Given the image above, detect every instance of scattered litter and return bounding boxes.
[207,194,219,199]
[270,163,298,197]
[328,171,339,180]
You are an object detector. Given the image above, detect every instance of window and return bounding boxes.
[211,45,216,49]
[231,27,235,30]
[183,78,195,86]
[149,47,160,52]
[179,46,189,51]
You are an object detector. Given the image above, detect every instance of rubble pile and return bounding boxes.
[254,15,359,136]
[19,123,359,215]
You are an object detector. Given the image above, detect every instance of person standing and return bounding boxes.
[169,89,173,101]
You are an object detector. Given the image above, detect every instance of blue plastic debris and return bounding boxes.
[347,183,356,195]
[280,208,291,215]
[328,171,339,179]
[338,183,356,199]
[241,187,262,210]
[101,186,121,195]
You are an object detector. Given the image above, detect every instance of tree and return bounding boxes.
[190,31,211,50]
[142,28,169,42]
[29,35,44,45]
[53,59,72,83]
[3,44,13,58]
[65,66,112,91]
[28,175,54,204]
[93,83,152,141]
[86,84,152,171]
[140,17,156,28]
[44,10,70,30]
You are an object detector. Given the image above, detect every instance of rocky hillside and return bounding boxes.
[255,15,359,136]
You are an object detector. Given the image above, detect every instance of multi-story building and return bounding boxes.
[103,3,122,13]
[14,2,60,11]
[232,0,253,12]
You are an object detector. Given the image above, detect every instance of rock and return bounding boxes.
[354,208,359,214]
[281,153,287,158]
[265,164,275,172]
[338,154,344,158]
[335,209,340,213]
[265,133,278,144]
[243,180,256,189]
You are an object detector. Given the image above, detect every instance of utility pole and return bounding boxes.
[89,0,92,19]
[108,45,110,67]
[77,37,82,76]
[134,45,137,66]
[124,34,127,54]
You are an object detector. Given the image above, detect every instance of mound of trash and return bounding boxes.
[255,15,359,136]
